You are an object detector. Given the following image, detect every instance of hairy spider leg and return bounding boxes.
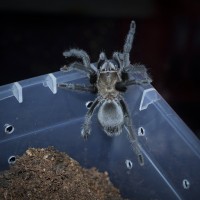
[99,52,107,61]
[63,49,91,68]
[60,62,93,74]
[97,52,107,69]
[57,83,96,93]
[124,79,151,87]
[62,49,96,74]
[81,97,101,139]
[124,64,152,81]
[115,78,150,93]
[123,21,136,68]
[119,98,144,166]
[112,52,124,71]
[124,64,147,74]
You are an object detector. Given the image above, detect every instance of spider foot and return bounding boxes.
[81,128,91,140]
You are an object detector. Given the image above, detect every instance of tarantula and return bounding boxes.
[57,21,152,166]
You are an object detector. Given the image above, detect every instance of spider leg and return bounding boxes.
[112,52,123,71]
[119,98,144,166]
[125,78,152,86]
[99,52,107,60]
[124,64,147,74]
[123,21,136,68]
[63,48,95,73]
[115,77,151,93]
[60,62,93,74]
[97,52,107,69]
[57,83,97,93]
[81,97,101,139]
[125,64,152,81]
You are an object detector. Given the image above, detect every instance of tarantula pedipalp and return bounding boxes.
[58,21,152,166]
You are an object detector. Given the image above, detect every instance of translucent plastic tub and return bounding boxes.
[0,71,200,200]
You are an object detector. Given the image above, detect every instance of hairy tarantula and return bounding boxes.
[57,21,152,166]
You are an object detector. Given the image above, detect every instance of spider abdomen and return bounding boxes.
[98,101,124,136]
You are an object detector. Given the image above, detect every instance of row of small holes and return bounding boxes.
[4,123,145,137]
[124,160,191,190]
[3,121,192,191]
[6,156,192,191]
[6,155,193,191]
[4,124,16,164]
[125,160,191,190]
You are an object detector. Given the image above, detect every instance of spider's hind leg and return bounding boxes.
[119,98,144,166]
[81,97,101,139]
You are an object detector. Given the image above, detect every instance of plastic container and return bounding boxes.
[0,71,200,200]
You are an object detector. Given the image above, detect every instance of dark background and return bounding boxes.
[0,0,200,138]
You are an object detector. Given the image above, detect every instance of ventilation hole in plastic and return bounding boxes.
[4,124,14,134]
[182,179,190,189]
[138,127,145,136]
[138,154,144,166]
[85,101,93,109]
[125,160,133,169]
[8,156,16,164]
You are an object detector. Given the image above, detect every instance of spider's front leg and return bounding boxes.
[115,65,152,92]
[115,78,150,93]
[123,21,136,68]
[81,97,101,139]
[57,83,97,93]
[124,64,152,83]
[124,78,151,86]
[62,49,95,75]
[119,98,144,166]
[60,62,93,75]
